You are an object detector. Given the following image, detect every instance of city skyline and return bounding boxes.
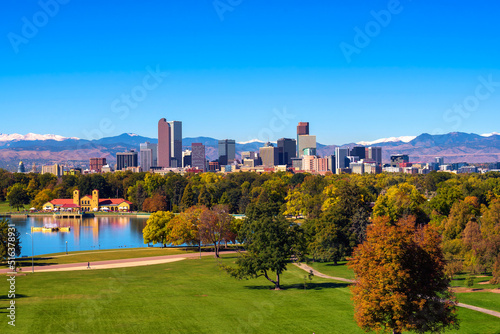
[2,1,500,144]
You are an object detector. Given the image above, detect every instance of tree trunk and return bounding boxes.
[214,242,220,258]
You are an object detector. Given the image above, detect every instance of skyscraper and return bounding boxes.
[259,142,279,167]
[191,143,206,172]
[277,138,296,166]
[140,142,158,172]
[117,150,138,171]
[367,147,383,166]
[297,135,316,158]
[335,147,349,173]
[218,139,236,165]
[182,149,192,168]
[296,122,309,157]
[350,146,366,160]
[168,121,182,167]
[158,118,171,168]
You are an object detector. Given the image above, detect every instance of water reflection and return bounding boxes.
[5,216,150,256]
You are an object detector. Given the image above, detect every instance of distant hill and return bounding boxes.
[1,131,500,171]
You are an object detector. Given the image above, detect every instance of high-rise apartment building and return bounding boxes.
[277,138,296,166]
[168,121,182,167]
[218,139,236,165]
[140,142,157,172]
[191,143,206,172]
[90,158,107,173]
[158,118,171,168]
[117,150,138,171]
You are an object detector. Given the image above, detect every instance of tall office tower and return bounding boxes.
[297,122,309,136]
[168,121,182,167]
[182,149,192,168]
[435,156,444,167]
[90,158,107,173]
[191,143,206,172]
[140,142,158,172]
[326,155,336,172]
[158,118,171,168]
[335,147,350,173]
[367,147,382,166]
[277,138,296,166]
[296,122,309,157]
[218,139,236,165]
[259,142,279,167]
[117,150,138,171]
[350,146,366,160]
[297,135,316,158]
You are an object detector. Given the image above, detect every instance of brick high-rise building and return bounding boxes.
[158,118,171,168]
[90,158,107,173]
[297,122,309,136]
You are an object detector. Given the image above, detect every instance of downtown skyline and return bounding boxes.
[1,1,500,144]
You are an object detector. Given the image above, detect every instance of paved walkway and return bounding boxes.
[0,251,236,274]
[294,262,500,319]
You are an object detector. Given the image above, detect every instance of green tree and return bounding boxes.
[199,204,232,258]
[349,216,458,334]
[7,184,30,211]
[373,182,427,224]
[143,211,175,247]
[0,219,21,265]
[180,184,196,211]
[225,215,306,289]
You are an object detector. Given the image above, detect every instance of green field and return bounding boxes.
[1,248,198,269]
[307,261,356,280]
[1,255,500,333]
[0,201,22,213]
[457,292,500,313]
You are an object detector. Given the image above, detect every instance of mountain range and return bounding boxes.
[1,132,500,171]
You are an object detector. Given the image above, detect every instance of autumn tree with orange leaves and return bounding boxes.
[349,216,458,334]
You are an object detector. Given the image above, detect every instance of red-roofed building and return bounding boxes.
[43,189,132,212]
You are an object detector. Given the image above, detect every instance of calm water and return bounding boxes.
[6,216,153,257]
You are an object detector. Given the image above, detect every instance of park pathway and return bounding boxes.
[0,251,237,274]
[294,262,500,319]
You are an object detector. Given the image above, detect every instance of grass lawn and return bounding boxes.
[451,272,500,290]
[457,292,500,313]
[1,255,500,333]
[307,260,356,280]
[0,201,24,213]
[0,247,199,268]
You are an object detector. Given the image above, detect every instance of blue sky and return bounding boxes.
[1,0,500,145]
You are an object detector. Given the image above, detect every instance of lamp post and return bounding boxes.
[25,232,34,273]
[66,241,68,255]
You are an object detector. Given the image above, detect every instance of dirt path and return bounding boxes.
[294,262,500,319]
[293,262,354,283]
[0,251,237,274]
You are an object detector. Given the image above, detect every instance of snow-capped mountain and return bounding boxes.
[356,135,417,146]
[0,133,80,142]
[237,139,266,145]
[481,132,500,137]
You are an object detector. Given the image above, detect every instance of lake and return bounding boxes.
[5,216,153,257]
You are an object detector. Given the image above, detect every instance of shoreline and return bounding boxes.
[1,213,151,218]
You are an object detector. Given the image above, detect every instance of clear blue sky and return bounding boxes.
[1,0,500,145]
